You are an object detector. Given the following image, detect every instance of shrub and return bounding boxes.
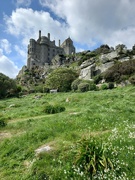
[73,137,113,179]
[0,73,17,99]
[108,82,114,89]
[101,83,108,90]
[104,59,135,83]
[34,85,44,93]
[71,79,82,91]
[0,117,7,127]
[45,68,78,92]
[93,74,103,84]
[129,75,135,85]
[78,82,89,92]
[44,104,65,114]
[89,81,97,91]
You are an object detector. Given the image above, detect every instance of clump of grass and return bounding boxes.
[0,118,7,127]
[72,137,114,179]
[43,104,65,114]
[0,114,7,127]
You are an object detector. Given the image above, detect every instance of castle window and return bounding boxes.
[48,48,50,51]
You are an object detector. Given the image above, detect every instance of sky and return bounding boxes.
[1,0,135,78]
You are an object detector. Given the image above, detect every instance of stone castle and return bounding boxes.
[27,30,75,69]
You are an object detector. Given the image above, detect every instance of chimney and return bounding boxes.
[48,33,50,40]
[39,30,41,38]
[59,39,61,47]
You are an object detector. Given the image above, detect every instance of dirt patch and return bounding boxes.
[0,131,26,140]
[0,132,12,139]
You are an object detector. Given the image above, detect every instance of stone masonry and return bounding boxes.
[27,30,75,69]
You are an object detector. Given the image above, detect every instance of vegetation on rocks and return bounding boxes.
[104,59,135,83]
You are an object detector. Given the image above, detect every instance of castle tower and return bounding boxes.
[60,37,75,55]
[39,30,41,38]
[27,31,75,69]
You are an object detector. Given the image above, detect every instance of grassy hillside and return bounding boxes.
[0,86,135,179]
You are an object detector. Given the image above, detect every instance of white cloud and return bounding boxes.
[0,49,20,78]
[0,39,11,54]
[13,0,31,7]
[14,45,27,59]
[39,0,135,49]
[4,8,68,45]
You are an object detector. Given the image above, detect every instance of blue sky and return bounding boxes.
[1,0,135,78]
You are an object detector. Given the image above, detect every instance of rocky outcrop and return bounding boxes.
[79,46,133,80]
[17,43,135,84]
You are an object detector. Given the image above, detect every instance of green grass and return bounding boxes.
[0,86,135,179]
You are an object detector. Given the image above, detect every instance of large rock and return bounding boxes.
[79,64,96,80]
[100,51,118,63]
[96,61,114,73]
[80,59,95,69]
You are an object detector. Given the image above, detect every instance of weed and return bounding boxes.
[43,104,65,114]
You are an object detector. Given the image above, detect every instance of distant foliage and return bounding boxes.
[89,81,97,91]
[78,82,90,92]
[94,44,111,54]
[44,104,65,114]
[129,74,135,85]
[101,83,108,90]
[93,74,103,84]
[0,73,18,99]
[45,68,78,92]
[71,79,82,91]
[72,79,97,92]
[104,60,135,82]
[108,82,115,89]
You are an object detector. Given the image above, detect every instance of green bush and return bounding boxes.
[0,118,7,127]
[129,75,135,85]
[101,83,108,90]
[73,137,113,179]
[93,74,103,84]
[45,68,78,92]
[104,60,135,82]
[44,104,65,114]
[0,73,17,98]
[89,81,97,91]
[71,79,82,91]
[71,79,97,92]
[78,82,89,92]
[108,82,114,89]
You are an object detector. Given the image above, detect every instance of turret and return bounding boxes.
[39,30,41,39]
[48,33,50,40]
[59,40,61,47]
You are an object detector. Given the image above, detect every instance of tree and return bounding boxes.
[0,73,17,98]
[45,68,78,92]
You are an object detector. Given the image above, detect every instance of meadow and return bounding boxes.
[0,86,135,179]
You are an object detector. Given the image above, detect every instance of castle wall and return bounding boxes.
[27,31,75,69]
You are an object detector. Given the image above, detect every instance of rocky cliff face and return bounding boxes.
[17,44,135,86]
[78,44,135,80]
